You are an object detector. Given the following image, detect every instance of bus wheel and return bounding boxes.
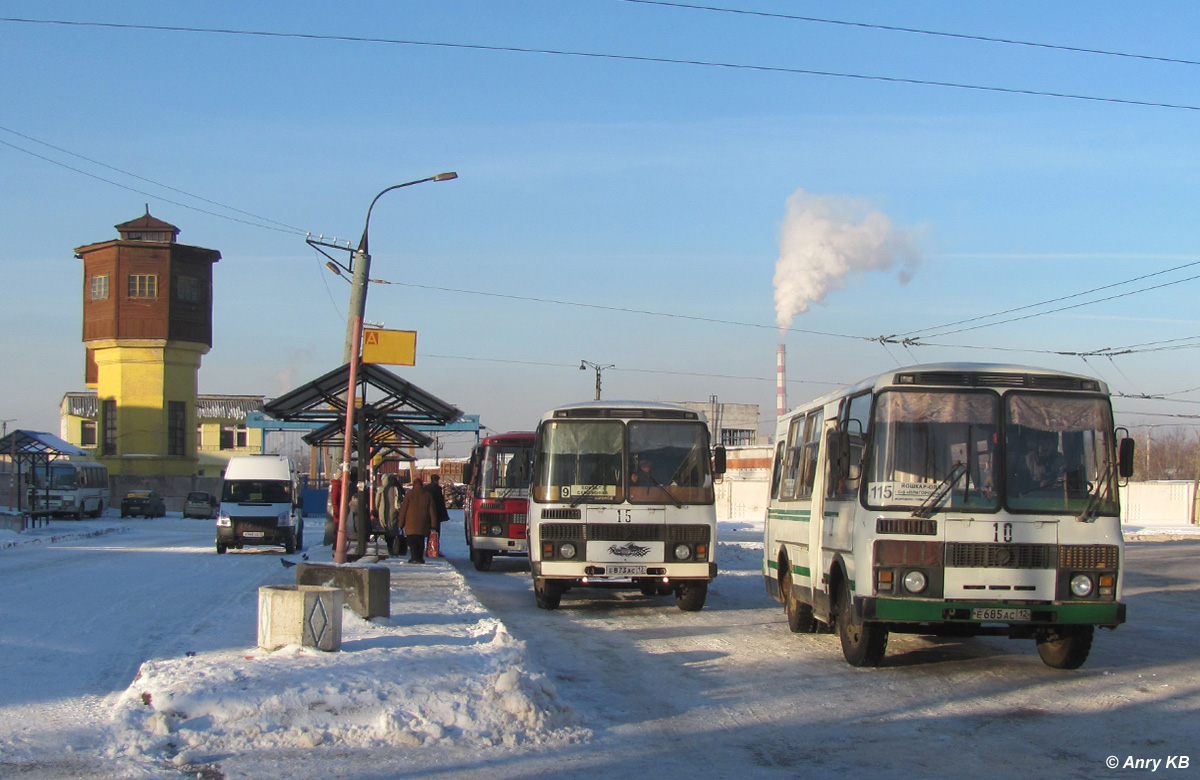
[676,581,708,612]
[837,582,887,667]
[534,577,563,610]
[216,542,227,554]
[783,568,816,633]
[471,548,494,572]
[1036,625,1094,670]
[284,534,296,555]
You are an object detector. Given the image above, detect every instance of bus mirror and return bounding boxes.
[1118,437,1135,479]
[713,445,727,476]
[462,463,474,485]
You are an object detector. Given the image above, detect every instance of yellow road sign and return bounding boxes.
[361,328,416,366]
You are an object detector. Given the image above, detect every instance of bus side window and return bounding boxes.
[780,416,805,500]
[828,393,869,499]
[797,410,824,498]
[769,441,786,499]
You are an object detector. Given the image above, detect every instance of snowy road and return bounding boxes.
[447,522,1200,779]
[0,516,1197,779]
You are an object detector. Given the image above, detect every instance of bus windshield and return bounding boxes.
[479,444,533,496]
[31,465,79,490]
[865,389,1118,516]
[1004,393,1117,515]
[867,390,1000,511]
[628,420,714,505]
[533,420,624,504]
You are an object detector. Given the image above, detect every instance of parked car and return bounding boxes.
[183,491,217,519]
[121,490,166,518]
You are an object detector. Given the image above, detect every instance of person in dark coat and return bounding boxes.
[376,474,406,556]
[425,474,451,558]
[398,476,437,563]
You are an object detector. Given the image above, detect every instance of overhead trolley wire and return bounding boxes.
[3,17,1199,112]
[622,0,1200,69]
[0,127,307,235]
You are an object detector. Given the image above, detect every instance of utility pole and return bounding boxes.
[332,173,457,563]
[580,360,614,401]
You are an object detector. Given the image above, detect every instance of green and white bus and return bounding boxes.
[529,401,725,612]
[764,363,1134,669]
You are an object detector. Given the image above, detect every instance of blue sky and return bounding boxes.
[2,1,1199,456]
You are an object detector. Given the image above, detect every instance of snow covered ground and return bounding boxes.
[1,510,1197,779]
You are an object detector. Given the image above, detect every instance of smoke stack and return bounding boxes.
[777,343,787,418]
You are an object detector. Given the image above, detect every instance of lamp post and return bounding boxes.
[335,172,457,563]
[580,360,614,401]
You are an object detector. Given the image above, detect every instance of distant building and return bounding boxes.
[61,391,264,478]
[674,400,762,446]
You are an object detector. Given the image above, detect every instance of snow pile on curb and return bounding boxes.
[108,557,589,765]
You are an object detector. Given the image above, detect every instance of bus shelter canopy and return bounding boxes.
[0,430,93,512]
[263,363,459,463]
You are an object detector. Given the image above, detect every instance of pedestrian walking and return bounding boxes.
[425,474,450,558]
[398,476,437,563]
[375,474,406,557]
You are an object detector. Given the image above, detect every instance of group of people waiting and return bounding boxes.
[373,474,450,563]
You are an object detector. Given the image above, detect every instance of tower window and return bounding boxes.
[81,420,97,447]
[128,274,157,299]
[90,275,109,300]
[176,275,201,303]
[168,401,186,457]
[101,399,117,455]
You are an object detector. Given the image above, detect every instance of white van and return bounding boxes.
[216,454,303,554]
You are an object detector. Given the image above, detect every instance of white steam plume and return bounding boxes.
[773,190,921,333]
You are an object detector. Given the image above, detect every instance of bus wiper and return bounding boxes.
[1077,458,1118,523]
[911,462,968,519]
[643,472,683,508]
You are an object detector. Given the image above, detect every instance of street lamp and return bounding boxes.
[335,172,457,563]
[580,360,614,401]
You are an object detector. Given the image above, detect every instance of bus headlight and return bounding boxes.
[490,524,503,536]
[902,570,928,594]
[674,543,692,561]
[559,542,577,560]
[1070,574,1094,597]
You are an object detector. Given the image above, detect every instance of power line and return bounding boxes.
[897,259,1200,339]
[911,271,1200,342]
[3,17,1199,112]
[371,278,874,342]
[621,0,1200,68]
[0,134,305,235]
[0,125,306,234]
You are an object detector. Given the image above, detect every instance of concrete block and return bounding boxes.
[295,562,390,619]
[258,585,342,652]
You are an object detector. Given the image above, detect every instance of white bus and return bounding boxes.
[764,363,1134,669]
[529,401,726,611]
[27,459,110,519]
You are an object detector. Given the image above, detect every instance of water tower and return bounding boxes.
[74,211,221,476]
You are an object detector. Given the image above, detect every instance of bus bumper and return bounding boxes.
[860,596,1126,627]
[533,560,716,582]
[471,536,529,555]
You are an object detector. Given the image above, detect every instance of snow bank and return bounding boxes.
[107,552,588,765]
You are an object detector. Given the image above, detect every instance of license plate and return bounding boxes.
[972,608,1031,622]
[243,531,265,538]
[606,565,647,576]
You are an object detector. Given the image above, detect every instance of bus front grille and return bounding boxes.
[945,542,1056,569]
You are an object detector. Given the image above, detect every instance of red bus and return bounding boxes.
[462,431,535,571]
